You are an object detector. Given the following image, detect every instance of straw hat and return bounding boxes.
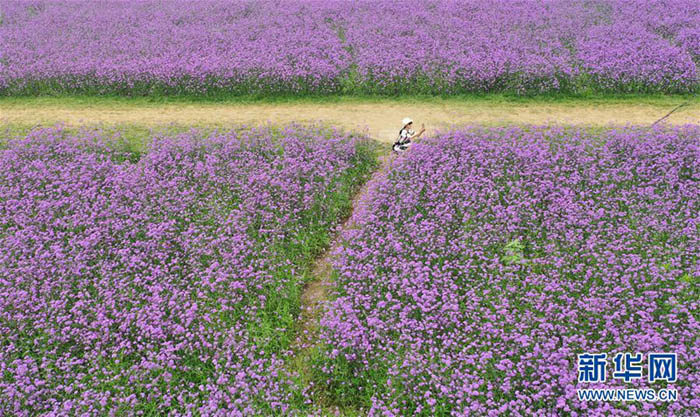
[402,117,413,126]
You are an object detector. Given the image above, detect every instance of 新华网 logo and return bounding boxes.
[576,352,678,402]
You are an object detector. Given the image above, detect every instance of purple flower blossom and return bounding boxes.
[0,1,697,95]
[317,124,700,416]
[0,124,374,415]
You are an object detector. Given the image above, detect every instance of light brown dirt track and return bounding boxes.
[2,100,698,141]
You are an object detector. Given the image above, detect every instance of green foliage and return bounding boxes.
[251,139,378,412]
[501,238,526,266]
[1,92,697,109]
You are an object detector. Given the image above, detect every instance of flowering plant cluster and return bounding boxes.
[0,125,376,416]
[317,125,699,416]
[0,0,697,96]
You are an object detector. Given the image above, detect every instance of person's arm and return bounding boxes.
[415,123,426,138]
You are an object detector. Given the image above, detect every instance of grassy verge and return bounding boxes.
[0,123,201,154]
[0,123,307,153]
[212,133,378,415]
[284,141,384,417]
[255,136,380,353]
[270,140,380,415]
[1,92,698,107]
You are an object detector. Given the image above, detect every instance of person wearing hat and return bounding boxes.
[393,117,425,153]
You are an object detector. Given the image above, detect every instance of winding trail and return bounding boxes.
[294,153,392,346]
[288,152,394,414]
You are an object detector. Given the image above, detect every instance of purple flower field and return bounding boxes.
[0,125,376,416]
[0,0,698,96]
[317,125,699,416]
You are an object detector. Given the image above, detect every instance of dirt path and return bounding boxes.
[3,100,698,142]
[294,153,392,348]
[288,153,394,414]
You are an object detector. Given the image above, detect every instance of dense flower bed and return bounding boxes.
[316,125,699,416]
[0,125,376,416]
[0,0,697,96]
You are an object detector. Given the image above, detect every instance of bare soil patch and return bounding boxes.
[3,100,698,142]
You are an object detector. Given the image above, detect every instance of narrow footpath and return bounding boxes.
[288,152,395,415]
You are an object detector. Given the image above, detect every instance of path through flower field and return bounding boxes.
[287,153,395,415]
[2,0,699,415]
[2,98,699,144]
